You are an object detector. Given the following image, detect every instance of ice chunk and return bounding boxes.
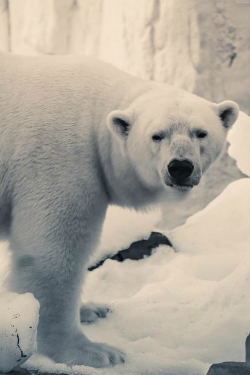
[0,292,39,373]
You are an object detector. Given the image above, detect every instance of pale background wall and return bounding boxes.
[0,0,249,224]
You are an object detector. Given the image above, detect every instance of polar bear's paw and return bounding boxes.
[79,341,125,367]
[55,341,125,367]
[80,302,111,324]
[40,330,125,367]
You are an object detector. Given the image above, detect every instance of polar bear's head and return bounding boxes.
[107,91,239,195]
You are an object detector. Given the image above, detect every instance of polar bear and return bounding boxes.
[0,52,239,367]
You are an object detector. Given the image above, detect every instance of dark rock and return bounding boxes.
[246,333,250,362]
[88,231,173,271]
[5,369,69,375]
[206,362,250,375]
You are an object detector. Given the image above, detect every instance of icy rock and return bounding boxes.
[206,362,250,375]
[0,292,39,373]
[245,334,250,362]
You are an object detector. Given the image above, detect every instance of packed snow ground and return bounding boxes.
[0,112,250,375]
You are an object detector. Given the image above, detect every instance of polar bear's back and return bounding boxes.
[0,52,131,126]
[0,53,146,239]
[0,53,164,236]
[0,53,144,163]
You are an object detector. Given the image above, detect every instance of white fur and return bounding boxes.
[0,52,239,367]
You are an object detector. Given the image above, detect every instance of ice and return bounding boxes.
[0,292,39,373]
[228,111,250,177]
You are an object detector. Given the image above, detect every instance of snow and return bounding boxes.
[0,111,250,374]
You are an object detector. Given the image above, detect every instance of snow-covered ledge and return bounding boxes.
[228,111,250,177]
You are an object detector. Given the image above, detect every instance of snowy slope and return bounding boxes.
[0,112,249,374]
[22,178,250,375]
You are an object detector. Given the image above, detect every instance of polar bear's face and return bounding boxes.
[107,94,239,194]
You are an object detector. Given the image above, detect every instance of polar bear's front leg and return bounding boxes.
[7,196,125,367]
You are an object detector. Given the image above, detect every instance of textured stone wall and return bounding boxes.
[0,0,248,225]
[1,0,249,112]
[0,0,9,51]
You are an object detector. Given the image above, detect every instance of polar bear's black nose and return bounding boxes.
[168,159,194,181]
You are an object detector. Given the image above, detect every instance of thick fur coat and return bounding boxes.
[0,52,239,367]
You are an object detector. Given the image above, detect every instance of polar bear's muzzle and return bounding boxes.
[168,159,194,181]
[164,158,201,191]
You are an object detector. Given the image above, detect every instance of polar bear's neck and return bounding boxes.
[91,80,163,209]
[95,107,163,210]
[101,152,163,209]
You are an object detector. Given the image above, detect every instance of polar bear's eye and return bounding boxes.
[196,130,207,139]
[152,134,164,142]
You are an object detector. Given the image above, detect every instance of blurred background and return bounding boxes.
[0,0,249,225]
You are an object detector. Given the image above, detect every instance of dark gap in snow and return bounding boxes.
[88,231,173,271]
[7,369,68,375]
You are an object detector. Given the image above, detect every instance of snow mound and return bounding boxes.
[21,178,250,375]
[228,111,250,177]
[0,292,39,373]
[170,178,250,255]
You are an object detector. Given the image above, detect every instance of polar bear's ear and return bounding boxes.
[215,100,239,129]
[107,110,133,140]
